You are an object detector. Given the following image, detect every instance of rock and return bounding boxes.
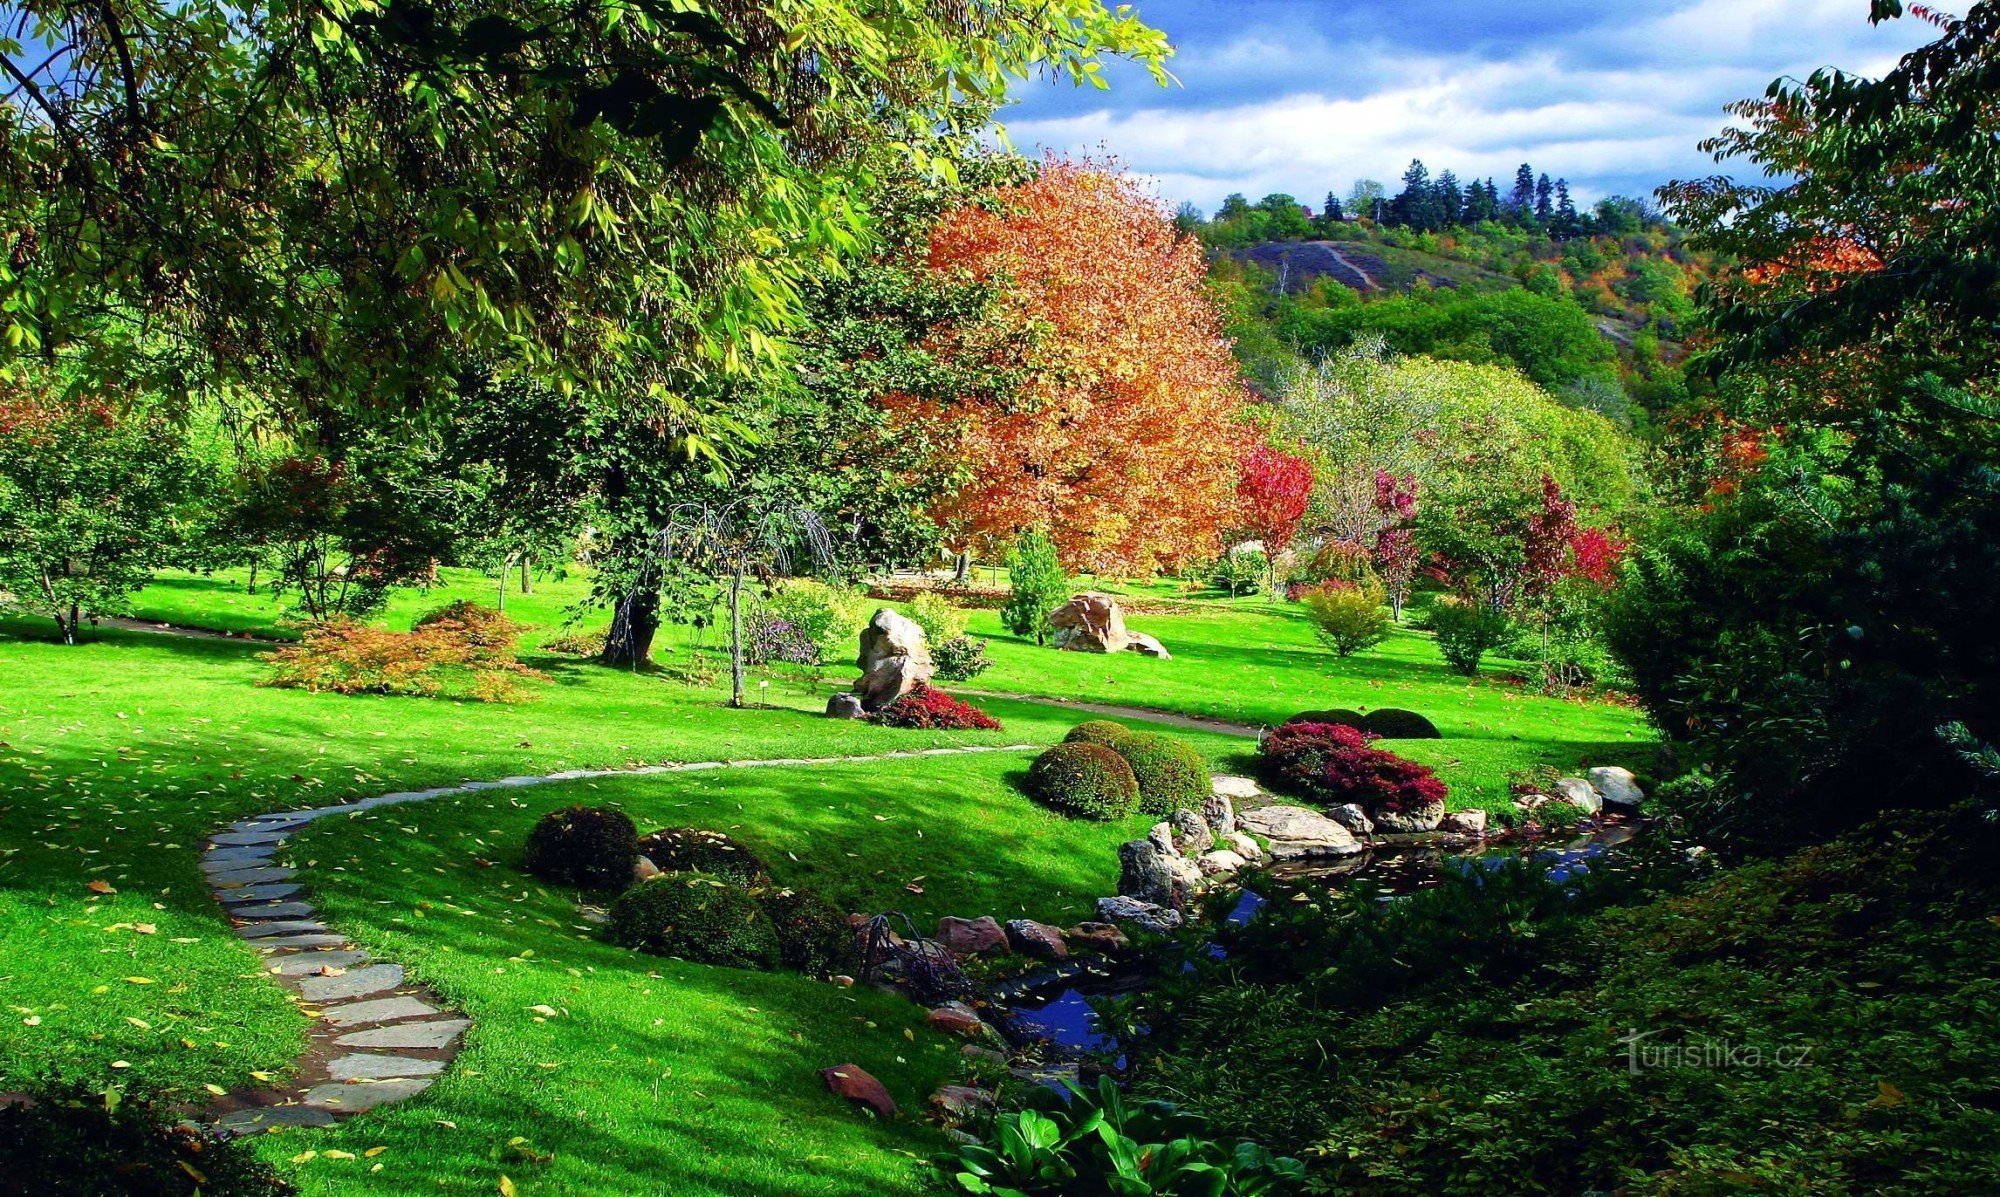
[326,1054,446,1081]
[1326,803,1374,837]
[219,883,304,904]
[1222,831,1264,862]
[1196,849,1246,876]
[334,1020,468,1050]
[235,919,331,939]
[214,1106,338,1134]
[1210,775,1262,801]
[1236,805,1364,860]
[1369,798,1446,835]
[1126,632,1172,660]
[1048,592,1169,658]
[1587,766,1644,810]
[298,963,405,1004]
[961,1043,1009,1065]
[1094,895,1183,935]
[930,1085,996,1121]
[1146,821,1179,857]
[1063,921,1130,956]
[230,900,318,920]
[1117,840,1203,908]
[852,609,933,712]
[1004,919,1069,962]
[1201,791,1237,836]
[1439,809,1488,836]
[633,854,661,883]
[935,915,1008,956]
[825,692,866,720]
[1554,777,1603,813]
[927,1001,991,1038]
[267,950,370,977]
[302,1077,433,1112]
[822,1063,898,1118]
[318,996,438,1027]
[1168,809,1214,856]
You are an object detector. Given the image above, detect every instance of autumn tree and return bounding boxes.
[888,159,1249,575]
[1235,443,1315,598]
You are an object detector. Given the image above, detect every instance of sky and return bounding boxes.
[1002,0,1936,214]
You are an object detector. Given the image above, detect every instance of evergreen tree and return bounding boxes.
[1509,164,1537,219]
[1463,178,1499,224]
[1552,180,1580,240]
[1535,173,1555,222]
[1434,170,1465,228]
[1392,159,1436,230]
[1323,190,1345,223]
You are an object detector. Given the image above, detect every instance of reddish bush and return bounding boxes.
[873,684,1002,731]
[262,602,545,702]
[1260,721,1448,815]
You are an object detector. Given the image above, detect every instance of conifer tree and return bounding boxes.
[1509,164,1538,218]
[1535,173,1555,222]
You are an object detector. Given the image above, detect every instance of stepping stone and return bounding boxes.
[335,1019,468,1050]
[236,920,331,939]
[202,845,276,866]
[230,901,317,920]
[268,950,370,976]
[299,964,404,1003]
[214,1105,337,1134]
[220,883,303,904]
[253,934,351,949]
[327,1053,446,1081]
[302,1077,433,1112]
[207,866,295,887]
[319,996,437,1027]
[210,830,289,847]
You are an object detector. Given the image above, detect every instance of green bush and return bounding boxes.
[0,1082,296,1197]
[1113,732,1211,816]
[759,886,857,976]
[756,579,869,660]
[1026,742,1140,820]
[1426,597,1511,675]
[1298,579,1390,657]
[1002,530,1070,644]
[1283,708,1366,731]
[634,827,770,887]
[1361,708,1441,739]
[1063,719,1132,747]
[909,591,970,646]
[932,634,993,682]
[606,873,781,969]
[1212,550,1268,596]
[522,805,639,890]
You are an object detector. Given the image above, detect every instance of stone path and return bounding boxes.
[200,742,1041,1136]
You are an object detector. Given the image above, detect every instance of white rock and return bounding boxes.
[1554,777,1603,813]
[1326,803,1374,837]
[1439,809,1488,836]
[1587,766,1644,809]
[1223,831,1264,862]
[1211,775,1262,801]
[1195,849,1247,876]
[1236,805,1364,859]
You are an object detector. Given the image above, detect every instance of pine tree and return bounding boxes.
[1434,170,1464,228]
[1509,164,1537,219]
[1553,179,1580,240]
[1535,173,1554,222]
[1392,159,1435,230]
[1322,189,1345,224]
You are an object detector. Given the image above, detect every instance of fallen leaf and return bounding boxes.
[1869,1081,1905,1109]
[498,1177,517,1197]
[87,880,116,895]
[203,1083,227,1096]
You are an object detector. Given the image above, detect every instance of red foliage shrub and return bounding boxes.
[262,602,546,702]
[1260,721,1448,814]
[873,684,1002,731]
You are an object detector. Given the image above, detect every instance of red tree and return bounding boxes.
[1370,470,1420,620]
[1236,443,1315,596]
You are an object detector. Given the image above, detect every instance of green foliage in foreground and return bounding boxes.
[1124,811,2000,1195]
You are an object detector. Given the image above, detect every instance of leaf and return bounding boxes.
[1869,1080,1905,1108]
[203,1083,227,1096]
[498,1177,518,1197]
[87,880,116,894]
[123,977,155,985]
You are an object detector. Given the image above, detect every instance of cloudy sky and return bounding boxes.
[1002,0,1934,214]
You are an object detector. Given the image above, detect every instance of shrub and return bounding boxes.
[1002,530,1070,644]
[1298,579,1390,657]
[1112,732,1211,816]
[874,684,1001,731]
[540,627,606,657]
[1283,708,1366,731]
[932,634,993,682]
[523,805,639,890]
[634,827,770,886]
[1026,742,1141,819]
[759,886,858,976]
[745,614,823,668]
[756,579,868,660]
[0,1081,297,1197]
[1064,719,1132,747]
[1426,597,1511,675]
[606,872,781,969]
[1260,721,1448,815]
[1212,550,1267,596]
[262,604,547,702]
[1361,708,1442,739]
[909,592,970,646]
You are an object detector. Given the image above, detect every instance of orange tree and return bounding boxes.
[888,160,1250,576]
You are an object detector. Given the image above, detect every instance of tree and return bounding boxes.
[1509,164,1538,220]
[1255,194,1314,240]
[439,376,588,610]
[1391,160,1437,230]
[1321,191,1346,226]
[1552,180,1581,240]
[889,159,1249,575]
[1535,173,1555,223]
[1433,171,1464,228]
[1347,180,1387,221]
[1001,529,1069,644]
[1371,470,1421,621]
[0,385,196,642]
[1235,444,1316,598]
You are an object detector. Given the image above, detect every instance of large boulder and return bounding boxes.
[1004,919,1069,962]
[1117,840,1203,908]
[1237,805,1365,860]
[1048,593,1170,659]
[1095,895,1183,935]
[1168,809,1214,857]
[1587,766,1644,810]
[1439,809,1488,837]
[935,915,1008,956]
[1369,797,1446,835]
[1201,790,1238,836]
[1554,777,1604,814]
[852,608,932,712]
[1326,803,1374,838]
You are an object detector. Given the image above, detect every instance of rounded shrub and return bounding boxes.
[522,804,638,889]
[1113,732,1211,816]
[1362,708,1442,739]
[1284,708,1367,731]
[759,886,858,976]
[1063,719,1132,747]
[635,827,770,886]
[1026,742,1141,820]
[606,872,781,969]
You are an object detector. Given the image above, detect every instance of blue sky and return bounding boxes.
[1003,0,1934,213]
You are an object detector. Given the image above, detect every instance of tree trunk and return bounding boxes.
[727,567,747,708]
[497,554,515,612]
[601,586,660,668]
[247,560,258,594]
[520,554,532,594]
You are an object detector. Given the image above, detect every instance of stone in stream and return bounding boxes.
[326,1054,446,1081]
[1369,796,1446,835]
[1196,849,1247,876]
[214,1106,337,1134]
[1004,919,1069,962]
[252,933,351,949]
[318,996,438,1027]
[1095,895,1183,935]
[1554,777,1603,813]
[1063,921,1130,956]
[935,916,1008,957]
[926,1002,991,1039]
[235,920,331,939]
[335,1019,469,1050]
[298,964,405,1004]
[1117,840,1202,909]
[230,901,317,920]
[302,1077,433,1112]
[1236,805,1364,860]
[220,883,304,904]
[1587,766,1645,810]
[1439,809,1489,836]
[267,950,370,976]
[1222,831,1264,862]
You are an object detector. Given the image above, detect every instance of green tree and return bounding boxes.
[1002,529,1070,645]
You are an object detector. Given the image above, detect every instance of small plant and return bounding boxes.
[1212,550,1268,597]
[522,804,639,890]
[0,1081,298,1197]
[1260,721,1448,816]
[1064,719,1132,747]
[759,886,858,976]
[1299,579,1390,657]
[932,634,993,682]
[947,1075,1306,1196]
[1427,597,1511,676]
[874,684,1002,731]
[909,591,971,645]
[1026,742,1141,819]
[745,614,823,668]
[540,626,607,657]
[635,827,770,886]
[606,872,781,969]
[262,603,547,702]
[1002,530,1070,644]
[753,578,869,662]
[1112,732,1211,816]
